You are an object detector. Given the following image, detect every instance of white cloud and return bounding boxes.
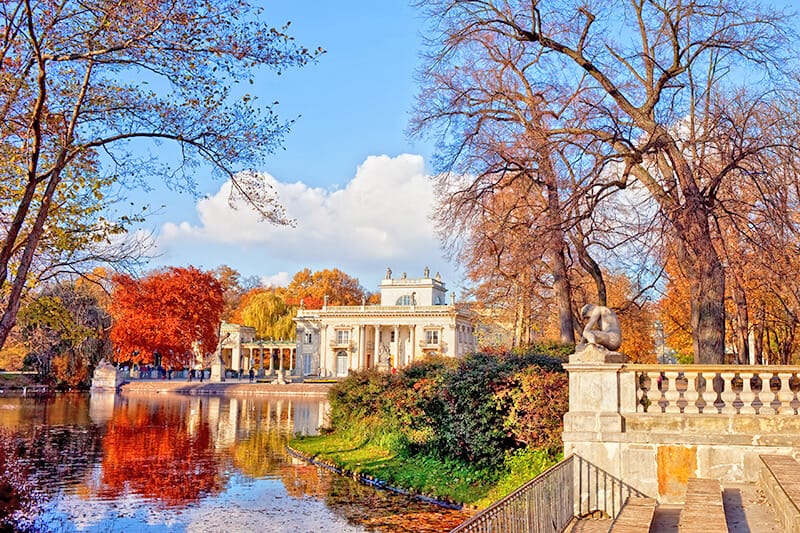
[261,271,291,287]
[155,154,456,287]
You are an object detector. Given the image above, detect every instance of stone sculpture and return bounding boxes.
[578,304,622,352]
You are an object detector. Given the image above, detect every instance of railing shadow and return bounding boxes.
[450,455,647,533]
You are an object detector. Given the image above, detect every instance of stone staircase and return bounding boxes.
[567,454,799,533]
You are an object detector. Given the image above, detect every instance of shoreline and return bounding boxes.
[118,379,332,396]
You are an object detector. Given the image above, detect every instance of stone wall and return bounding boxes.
[563,348,800,504]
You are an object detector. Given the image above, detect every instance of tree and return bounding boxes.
[109,266,224,368]
[241,291,295,340]
[213,265,262,322]
[284,268,367,308]
[17,282,110,385]
[0,1,321,351]
[417,0,800,363]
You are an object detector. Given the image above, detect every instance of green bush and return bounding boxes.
[326,346,570,471]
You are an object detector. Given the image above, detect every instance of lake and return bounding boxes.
[0,392,469,532]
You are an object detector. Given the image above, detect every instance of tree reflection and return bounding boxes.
[98,399,223,507]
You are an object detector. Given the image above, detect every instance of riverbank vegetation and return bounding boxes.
[290,345,570,507]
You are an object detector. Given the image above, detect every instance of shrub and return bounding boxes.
[497,366,569,451]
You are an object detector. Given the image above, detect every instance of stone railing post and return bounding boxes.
[563,345,630,479]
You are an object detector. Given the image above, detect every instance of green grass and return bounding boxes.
[290,431,562,508]
[292,431,501,506]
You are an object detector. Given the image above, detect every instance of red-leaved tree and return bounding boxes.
[109,267,224,367]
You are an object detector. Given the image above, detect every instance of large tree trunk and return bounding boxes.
[544,183,575,345]
[676,227,726,364]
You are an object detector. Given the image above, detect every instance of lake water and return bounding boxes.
[0,393,469,532]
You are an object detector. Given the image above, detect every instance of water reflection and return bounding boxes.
[0,393,469,532]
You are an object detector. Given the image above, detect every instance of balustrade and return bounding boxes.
[631,365,800,415]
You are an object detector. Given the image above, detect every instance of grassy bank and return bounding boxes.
[289,430,560,508]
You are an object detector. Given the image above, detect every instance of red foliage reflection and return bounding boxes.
[98,399,222,507]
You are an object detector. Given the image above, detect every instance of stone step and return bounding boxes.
[759,454,800,532]
[609,496,657,532]
[679,478,728,533]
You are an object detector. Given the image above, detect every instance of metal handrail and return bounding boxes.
[450,454,647,533]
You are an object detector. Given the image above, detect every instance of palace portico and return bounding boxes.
[219,322,297,377]
[294,268,476,378]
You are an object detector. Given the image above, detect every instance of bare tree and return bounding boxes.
[416,0,799,363]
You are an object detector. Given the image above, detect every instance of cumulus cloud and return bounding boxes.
[156,154,452,284]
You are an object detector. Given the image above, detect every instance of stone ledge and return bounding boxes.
[759,454,800,532]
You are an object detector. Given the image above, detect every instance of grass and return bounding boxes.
[290,430,557,507]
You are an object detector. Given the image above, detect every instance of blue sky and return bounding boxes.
[141,2,459,295]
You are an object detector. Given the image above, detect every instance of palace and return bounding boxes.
[294,267,476,377]
[216,268,476,379]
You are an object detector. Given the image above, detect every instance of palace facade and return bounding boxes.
[294,268,476,378]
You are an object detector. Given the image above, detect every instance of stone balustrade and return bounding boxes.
[631,365,800,415]
[562,348,800,504]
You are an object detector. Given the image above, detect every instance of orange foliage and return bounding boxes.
[51,353,89,387]
[658,256,693,361]
[98,400,222,507]
[284,268,366,307]
[109,267,224,366]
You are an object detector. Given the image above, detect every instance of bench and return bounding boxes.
[609,496,657,532]
[679,478,728,532]
[760,454,800,532]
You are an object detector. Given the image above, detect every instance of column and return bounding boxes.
[393,325,399,368]
[259,347,264,376]
[320,325,328,376]
[373,325,380,369]
[353,325,361,370]
[410,325,416,365]
[358,325,366,370]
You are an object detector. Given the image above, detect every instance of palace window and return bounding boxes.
[425,330,439,345]
[303,332,313,344]
[396,295,412,305]
[336,329,350,345]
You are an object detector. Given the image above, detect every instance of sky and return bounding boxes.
[137,1,457,296]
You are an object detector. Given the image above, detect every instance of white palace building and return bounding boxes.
[294,267,477,378]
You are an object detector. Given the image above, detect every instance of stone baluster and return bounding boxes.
[636,371,653,412]
[736,371,752,414]
[662,371,681,413]
[774,372,794,414]
[683,372,700,414]
[790,373,800,414]
[694,371,709,413]
[750,372,764,414]
[718,370,737,414]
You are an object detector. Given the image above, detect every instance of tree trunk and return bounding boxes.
[731,279,749,364]
[572,232,607,306]
[753,303,764,364]
[675,212,726,364]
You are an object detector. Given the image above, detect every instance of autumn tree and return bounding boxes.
[109,267,224,368]
[285,268,367,308]
[417,0,800,363]
[213,265,262,322]
[17,282,110,385]
[241,291,295,340]
[0,1,321,351]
